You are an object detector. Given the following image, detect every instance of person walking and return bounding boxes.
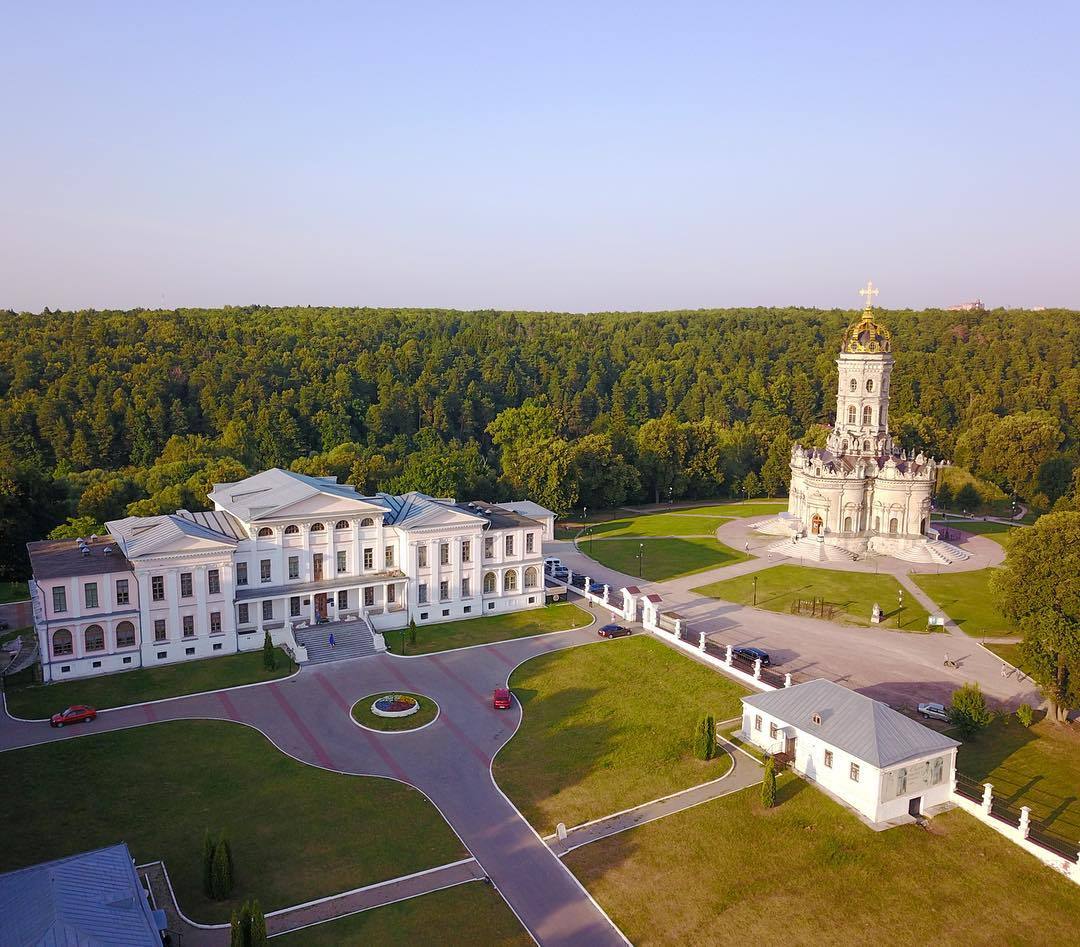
[1001,663,1008,678]
[329,632,336,649]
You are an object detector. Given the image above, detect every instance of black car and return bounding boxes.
[598,624,631,638]
[732,646,771,666]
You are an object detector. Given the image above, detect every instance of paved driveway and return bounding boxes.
[0,626,627,947]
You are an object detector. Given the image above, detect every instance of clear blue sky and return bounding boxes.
[3,1,1078,312]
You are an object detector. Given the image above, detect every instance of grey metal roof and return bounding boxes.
[742,679,959,768]
[454,500,539,530]
[209,468,388,522]
[27,536,134,580]
[379,492,484,529]
[176,508,248,540]
[106,514,238,557]
[0,842,160,946]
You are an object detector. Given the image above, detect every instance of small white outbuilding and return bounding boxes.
[741,678,960,825]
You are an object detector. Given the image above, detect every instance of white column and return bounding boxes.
[274,528,286,590]
[698,631,706,651]
[195,564,208,636]
[308,594,316,626]
[725,644,733,666]
[382,583,389,614]
[603,584,610,604]
[784,673,793,687]
[1018,806,1031,839]
[753,658,762,680]
[167,570,181,640]
[328,521,338,581]
[982,783,993,815]
[452,536,462,601]
[674,618,683,638]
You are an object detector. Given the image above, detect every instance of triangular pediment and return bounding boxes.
[261,493,389,520]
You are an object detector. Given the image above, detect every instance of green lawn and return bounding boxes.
[694,564,932,632]
[0,581,29,603]
[0,721,466,923]
[679,500,787,517]
[933,518,1021,548]
[494,635,745,832]
[986,642,1033,675]
[394,603,592,655]
[275,881,530,946]
[5,648,293,718]
[956,716,1080,836]
[583,513,730,538]
[911,569,1016,638]
[352,692,440,731]
[582,537,749,582]
[565,775,1080,944]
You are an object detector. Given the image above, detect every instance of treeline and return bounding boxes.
[1,305,1078,578]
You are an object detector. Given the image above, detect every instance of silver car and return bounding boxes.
[918,702,949,722]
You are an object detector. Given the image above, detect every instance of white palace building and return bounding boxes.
[27,469,553,681]
[759,282,967,565]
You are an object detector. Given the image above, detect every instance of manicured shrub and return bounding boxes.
[761,755,777,808]
[249,900,267,947]
[230,899,267,947]
[202,829,215,898]
[694,714,715,760]
[409,618,417,647]
[948,682,993,738]
[1016,703,1034,727]
[262,631,276,671]
[211,836,233,900]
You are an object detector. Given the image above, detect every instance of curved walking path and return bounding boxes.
[0,625,628,947]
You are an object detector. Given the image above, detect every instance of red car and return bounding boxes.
[50,705,97,728]
[492,687,512,710]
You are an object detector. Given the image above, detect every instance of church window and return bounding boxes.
[862,405,873,426]
[866,378,874,393]
[849,378,857,392]
[843,516,852,532]
[847,405,856,425]
[841,441,848,453]
[864,440,871,451]
[889,517,899,535]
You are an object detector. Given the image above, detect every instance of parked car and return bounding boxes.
[544,557,563,570]
[918,702,949,722]
[50,705,97,728]
[598,624,631,638]
[493,687,512,710]
[732,646,771,667]
[586,581,605,594]
[0,620,9,631]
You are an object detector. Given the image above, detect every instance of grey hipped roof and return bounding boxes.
[0,842,160,946]
[742,678,959,768]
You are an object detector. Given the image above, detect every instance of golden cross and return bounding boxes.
[859,280,879,309]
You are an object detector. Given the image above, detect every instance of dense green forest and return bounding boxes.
[1,305,1078,579]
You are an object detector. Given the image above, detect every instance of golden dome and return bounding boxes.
[842,312,892,354]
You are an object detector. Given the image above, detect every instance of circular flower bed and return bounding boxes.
[352,692,439,732]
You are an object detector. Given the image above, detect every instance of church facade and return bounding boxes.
[762,283,965,564]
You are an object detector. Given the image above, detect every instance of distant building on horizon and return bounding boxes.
[946,298,985,311]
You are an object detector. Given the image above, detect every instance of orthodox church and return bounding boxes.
[759,282,967,564]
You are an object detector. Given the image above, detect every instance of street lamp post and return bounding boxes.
[897,589,904,628]
[752,575,758,606]
[639,542,645,578]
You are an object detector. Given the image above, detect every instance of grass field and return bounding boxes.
[679,500,786,517]
[986,642,1033,674]
[494,635,744,832]
[584,513,730,538]
[5,647,293,718]
[0,721,465,923]
[956,716,1080,836]
[934,518,1022,548]
[0,581,29,603]
[911,569,1016,638]
[392,603,592,655]
[693,564,932,631]
[565,775,1080,944]
[353,692,440,731]
[275,881,530,946]
[581,536,749,582]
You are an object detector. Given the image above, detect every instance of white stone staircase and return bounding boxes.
[295,618,379,664]
[766,537,859,563]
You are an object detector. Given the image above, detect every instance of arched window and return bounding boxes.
[53,628,73,656]
[847,405,856,425]
[84,624,104,652]
[284,524,300,535]
[116,621,136,648]
[335,520,350,530]
[524,566,538,589]
[504,570,518,592]
[866,378,874,393]
[483,571,496,594]
[889,517,899,535]
[849,378,857,392]
[841,441,848,453]
[257,527,274,538]
[863,440,871,452]
[310,522,325,532]
[920,517,927,535]
[360,517,374,527]
[862,405,873,426]
[811,515,823,535]
[843,516,852,533]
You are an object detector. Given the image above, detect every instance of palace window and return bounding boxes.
[418,583,428,605]
[439,580,449,601]
[363,587,375,607]
[288,556,299,580]
[440,542,449,565]
[504,570,518,592]
[84,582,98,609]
[257,527,273,538]
[284,524,300,535]
[526,533,534,553]
[849,378,857,392]
[290,596,301,617]
[116,621,136,648]
[238,603,249,625]
[310,522,325,532]
[52,587,67,613]
[483,572,496,594]
[848,405,856,424]
[387,585,396,604]
[236,562,248,586]
[385,545,394,567]
[84,625,104,652]
[154,619,167,642]
[116,578,130,604]
[505,535,514,556]
[208,569,220,595]
[484,537,494,559]
[337,590,348,609]
[260,559,271,583]
[52,628,73,656]
[337,550,347,573]
[262,600,273,621]
[864,440,870,452]
[360,517,374,527]
[335,520,350,530]
[363,547,373,570]
[183,615,195,638]
[849,763,860,782]
[461,577,471,598]
[210,611,222,633]
[152,575,165,601]
[524,566,538,589]
[180,573,193,597]
[462,540,472,562]
[862,405,873,426]
[418,546,428,568]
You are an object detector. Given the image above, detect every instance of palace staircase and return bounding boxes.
[295,616,381,664]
